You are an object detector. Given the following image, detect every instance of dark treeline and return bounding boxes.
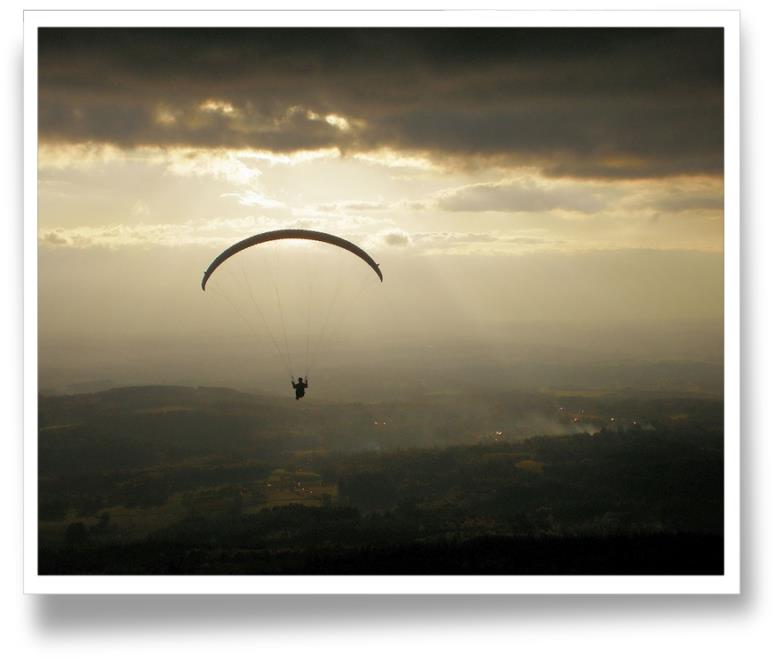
[41,531,722,576]
[38,386,724,575]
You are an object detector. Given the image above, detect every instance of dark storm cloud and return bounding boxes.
[38,28,723,179]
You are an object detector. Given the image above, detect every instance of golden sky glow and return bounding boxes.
[38,143,723,254]
[37,28,724,390]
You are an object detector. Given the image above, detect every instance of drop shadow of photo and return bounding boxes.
[33,590,749,634]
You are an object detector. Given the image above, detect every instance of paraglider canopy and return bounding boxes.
[200,227,383,392]
[201,229,383,291]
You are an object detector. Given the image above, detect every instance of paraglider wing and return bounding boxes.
[201,229,383,291]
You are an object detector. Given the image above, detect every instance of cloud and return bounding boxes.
[361,229,506,253]
[649,194,723,212]
[314,199,389,213]
[352,149,439,172]
[37,219,542,255]
[38,144,340,182]
[37,144,266,187]
[41,231,69,245]
[38,211,409,253]
[164,150,263,185]
[617,177,724,214]
[432,175,724,217]
[436,179,611,214]
[220,191,285,209]
[38,28,723,180]
[381,230,412,247]
[372,230,558,254]
[410,230,565,255]
[412,232,499,244]
[37,216,286,249]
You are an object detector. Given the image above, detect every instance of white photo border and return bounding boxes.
[23,9,740,595]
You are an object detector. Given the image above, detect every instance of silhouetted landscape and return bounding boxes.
[39,382,723,575]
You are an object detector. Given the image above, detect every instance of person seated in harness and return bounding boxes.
[292,376,308,400]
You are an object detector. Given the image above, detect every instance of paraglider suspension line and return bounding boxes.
[237,265,294,380]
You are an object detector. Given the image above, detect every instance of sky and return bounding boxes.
[37,28,725,394]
